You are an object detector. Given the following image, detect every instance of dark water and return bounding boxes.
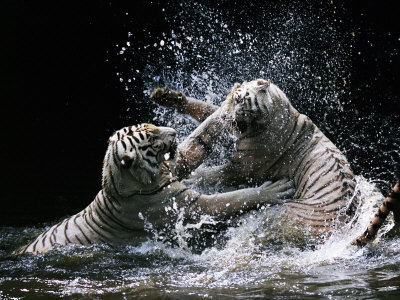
[2,0,400,299]
[1,179,400,299]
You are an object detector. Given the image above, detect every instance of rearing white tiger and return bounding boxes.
[16,123,294,254]
[151,79,359,235]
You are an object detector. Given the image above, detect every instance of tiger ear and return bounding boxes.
[255,79,271,91]
[233,82,241,89]
[226,82,243,104]
[108,131,119,143]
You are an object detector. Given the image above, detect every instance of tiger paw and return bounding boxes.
[258,178,295,204]
[150,86,188,110]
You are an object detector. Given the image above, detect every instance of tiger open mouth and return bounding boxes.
[164,138,178,161]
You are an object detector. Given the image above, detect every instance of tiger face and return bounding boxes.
[223,79,273,133]
[105,124,177,189]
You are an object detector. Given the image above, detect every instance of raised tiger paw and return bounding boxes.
[150,86,188,109]
[258,178,295,204]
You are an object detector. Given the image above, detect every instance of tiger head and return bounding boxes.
[222,79,290,134]
[103,124,177,196]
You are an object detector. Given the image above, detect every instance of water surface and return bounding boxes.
[2,178,400,299]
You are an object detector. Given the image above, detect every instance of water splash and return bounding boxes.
[116,0,399,187]
[115,1,350,135]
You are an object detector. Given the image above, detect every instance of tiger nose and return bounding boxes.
[169,130,176,137]
[168,130,177,144]
[159,127,177,137]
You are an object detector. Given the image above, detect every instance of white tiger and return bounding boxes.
[15,123,294,254]
[151,79,359,235]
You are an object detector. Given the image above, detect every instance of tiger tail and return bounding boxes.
[353,181,400,246]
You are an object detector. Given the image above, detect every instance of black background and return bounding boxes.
[2,0,399,226]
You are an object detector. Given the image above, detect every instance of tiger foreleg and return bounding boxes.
[150,86,218,122]
[352,182,400,246]
[186,178,295,221]
[176,107,228,179]
[183,163,247,190]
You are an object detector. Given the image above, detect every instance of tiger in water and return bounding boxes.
[151,79,400,239]
[15,123,294,254]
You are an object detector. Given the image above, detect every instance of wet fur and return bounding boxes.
[153,80,358,235]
